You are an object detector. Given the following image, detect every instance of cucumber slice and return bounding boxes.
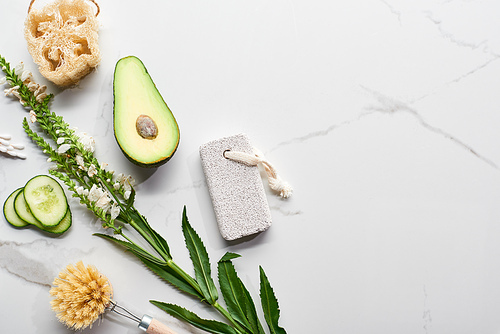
[14,190,41,226]
[3,188,29,228]
[43,208,72,234]
[24,175,68,227]
[14,190,72,234]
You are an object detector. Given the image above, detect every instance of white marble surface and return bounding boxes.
[1,0,500,333]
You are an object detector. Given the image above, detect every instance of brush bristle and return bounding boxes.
[50,261,113,330]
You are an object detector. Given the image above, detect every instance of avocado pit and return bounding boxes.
[136,114,158,139]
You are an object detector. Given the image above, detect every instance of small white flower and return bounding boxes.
[123,181,131,192]
[77,132,95,153]
[83,189,89,197]
[124,190,131,200]
[100,162,108,170]
[14,62,24,74]
[56,137,65,144]
[27,82,38,92]
[11,90,21,100]
[75,186,84,195]
[88,184,103,202]
[57,144,71,154]
[34,85,47,96]
[110,203,120,220]
[0,77,6,85]
[75,154,86,170]
[87,164,97,177]
[20,70,32,82]
[113,182,120,190]
[115,173,125,184]
[29,110,37,123]
[96,193,111,212]
[36,93,48,103]
[4,86,18,97]
[47,157,52,162]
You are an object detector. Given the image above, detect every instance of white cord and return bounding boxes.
[224,148,293,199]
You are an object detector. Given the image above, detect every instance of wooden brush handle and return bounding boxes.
[146,318,177,334]
[139,315,177,334]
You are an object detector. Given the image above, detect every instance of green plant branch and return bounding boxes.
[0,55,286,334]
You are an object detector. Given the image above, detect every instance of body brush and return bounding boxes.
[50,261,176,334]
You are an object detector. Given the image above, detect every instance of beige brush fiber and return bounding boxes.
[50,261,113,330]
[24,0,101,86]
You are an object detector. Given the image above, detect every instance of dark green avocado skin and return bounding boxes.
[113,56,180,168]
[116,141,179,168]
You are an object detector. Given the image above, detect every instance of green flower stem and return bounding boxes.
[22,119,89,188]
[127,217,170,260]
[214,302,247,334]
[167,259,246,333]
[126,216,245,332]
[165,259,203,295]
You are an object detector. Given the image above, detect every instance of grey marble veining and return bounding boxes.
[0,239,93,287]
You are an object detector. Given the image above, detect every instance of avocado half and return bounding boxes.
[113,56,180,168]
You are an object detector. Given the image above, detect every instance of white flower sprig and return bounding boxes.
[0,55,133,229]
[2,62,47,106]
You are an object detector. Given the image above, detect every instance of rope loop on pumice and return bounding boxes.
[28,0,100,16]
[224,148,293,199]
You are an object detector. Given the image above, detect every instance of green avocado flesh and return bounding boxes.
[113,56,180,167]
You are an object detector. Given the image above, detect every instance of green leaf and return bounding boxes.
[240,279,266,334]
[218,253,266,334]
[151,301,238,334]
[95,233,202,299]
[128,209,171,260]
[182,206,218,304]
[94,233,162,265]
[220,252,241,262]
[218,254,253,333]
[138,255,203,299]
[259,267,287,334]
[126,186,136,208]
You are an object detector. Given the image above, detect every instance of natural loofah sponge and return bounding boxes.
[24,0,101,86]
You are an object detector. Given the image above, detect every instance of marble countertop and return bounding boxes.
[1,0,500,333]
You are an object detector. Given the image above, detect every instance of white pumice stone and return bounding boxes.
[7,150,17,157]
[16,152,27,159]
[199,134,272,241]
[11,143,25,150]
[0,134,11,140]
[0,138,10,146]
